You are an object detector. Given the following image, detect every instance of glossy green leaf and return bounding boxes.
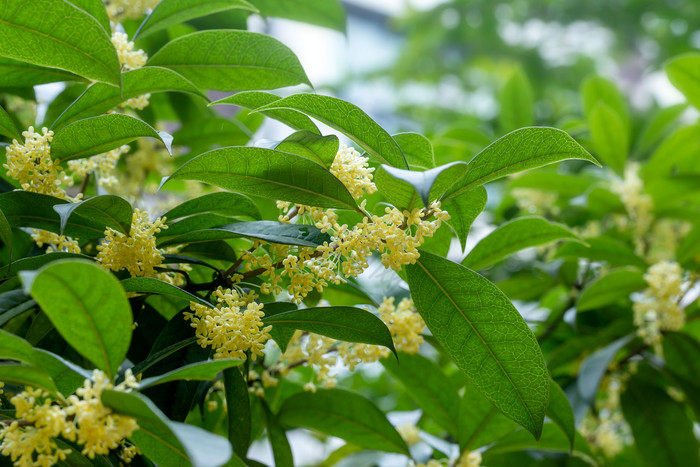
[393,132,435,169]
[224,368,251,458]
[463,217,581,270]
[589,103,628,174]
[217,221,331,247]
[66,0,111,31]
[130,337,198,376]
[458,381,518,450]
[577,334,634,404]
[135,0,257,39]
[0,364,58,395]
[663,332,700,383]
[261,400,294,467]
[554,236,647,268]
[20,260,132,378]
[0,207,12,263]
[496,269,557,302]
[262,306,396,355]
[34,348,90,395]
[212,91,319,133]
[0,191,107,240]
[162,147,359,211]
[0,103,21,140]
[499,67,534,133]
[51,67,207,129]
[148,30,310,91]
[644,124,700,182]
[121,277,214,308]
[621,377,700,467]
[53,195,132,235]
[406,252,549,438]
[577,268,646,311]
[254,94,408,168]
[446,127,598,199]
[0,56,86,87]
[102,389,233,467]
[138,359,242,388]
[442,185,487,249]
[381,352,460,436]
[582,75,630,130]
[278,388,410,455]
[263,302,299,353]
[160,214,234,238]
[0,252,88,279]
[164,192,260,221]
[249,0,346,32]
[0,328,40,366]
[379,161,467,208]
[546,380,575,449]
[51,114,172,162]
[275,130,339,168]
[0,0,120,85]
[636,103,688,155]
[0,290,35,327]
[665,53,700,110]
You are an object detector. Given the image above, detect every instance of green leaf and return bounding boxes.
[254,94,408,168]
[508,170,596,197]
[442,186,487,249]
[0,364,58,395]
[34,348,90,395]
[51,114,172,162]
[577,334,634,404]
[217,221,331,247]
[445,128,598,200]
[0,103,21,140]
[392,132,436,170]
[378,161,467,208]
[20,260,132,378]
[53,195,132,235]
[496,269,557,302]
[0,289,36,326]
[211,91,319,133]
[554,236,647,268]
[582,75,630,130]
[663,332,700,383]
[102,389,233,467]
[130,337,198,376]
[261,400,294,467]
[224,368,251,458]
[278,388,410,455]
[0,252,88,280]
[636,103,688,155]
[263,302,298,352]
[406,252,549,438]
[121,277,214,308]
[381,352,460,436]
[164,192,260,221]
[0,56,86,87]
[621,377,700,467]
[0,328,40,366]
[138,359,242,388]
[0,207,13,264]
[66,0,111,32]
[499,67,535,133]
[577,268,647,312]
[0,0,120,85]
[0,191,108,240]
[275,130,339,169]
[463,217,582,270]
[665,53,700,110]
[262,306,396,356]
[148,30,310,91]
[589,103,628,174]
[546,380,575,449]
[162,147,359,212]
[51,67,207,129]
[644,124,700,181]
[135,0,257,40]
[458,382,518,450]
[248,0,346,32]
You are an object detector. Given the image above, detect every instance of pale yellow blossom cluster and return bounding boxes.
[580,411,629,458]
[329,145,377,200]
[67,145,130,187]
[185,287,271,361]
[610,163,653,255]
[512,187,559,215]
[4,127,74,200]
[397,424,422,446]
[110,32,150,109]
[633,261,686,351]
[30,229,81,254]
[104,0,160,22]
[455,450,482,467]
[276,297,425,389]
[0,370,139,466]
[114,140,171,199]
[96,209,167,277]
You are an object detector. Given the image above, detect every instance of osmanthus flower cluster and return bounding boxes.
[0,371,139,466]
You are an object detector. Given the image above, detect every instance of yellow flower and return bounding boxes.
[111,32,147,71]
[67,145,130,187]
[96,209,167,277]
[30,229,81,254]
[397,423,422,446]
[455,450,482,467]
[185,287,271,361]
[104,0,160,22]
[330,145,377,200]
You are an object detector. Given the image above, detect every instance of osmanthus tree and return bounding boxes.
[0,1,689,467]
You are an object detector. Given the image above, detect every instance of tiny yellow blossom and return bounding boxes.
[455,450,482,467]
[185,287,271,361]
[67,145,130,187]
[111,32,147,71]
[397,423,422,446]
[30,229,81,254]
[330,145,377,200]
[104,0,160,21]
